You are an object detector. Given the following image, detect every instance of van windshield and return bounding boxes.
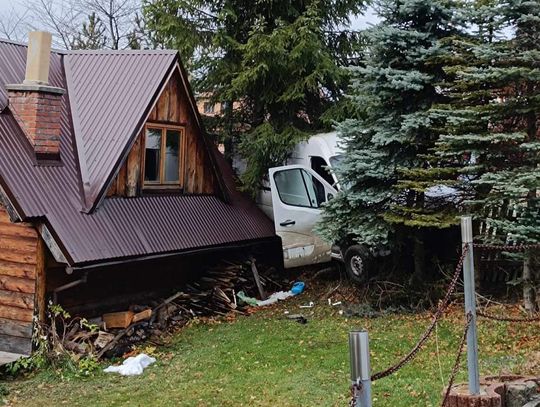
[329,155,344,168]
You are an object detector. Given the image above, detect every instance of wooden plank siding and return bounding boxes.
[108,68,217,197]
[0,206,39,355]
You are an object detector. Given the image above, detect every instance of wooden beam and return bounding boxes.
[0,333,32,355]
[126,134,142,197]
[39,225,68,264]
[0,318,32,338]
[0,289,34,309]
[35,237,47,323]
[0,305,33,322]
[0,259,36,279]
[0,275,35,294]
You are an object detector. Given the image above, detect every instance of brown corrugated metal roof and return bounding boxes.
[65,50,177,210]
[0,39,277,266]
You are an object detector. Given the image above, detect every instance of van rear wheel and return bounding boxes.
[344,245,370,284]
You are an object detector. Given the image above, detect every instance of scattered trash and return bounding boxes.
[328,298,332,305]
[286,314,308,324]
[237,281,305,307]
[291,282,305,295]
[338,310,344,315]
[332,301,342,306]
[104,353,156,376]
[299,301,315,308]
[284,310,290,315]
[257,291,295,306]
[237,291,259,306]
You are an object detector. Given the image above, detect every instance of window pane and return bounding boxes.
[302,170,326,208]
[164,130,180,182]
[274,169,311,207]
[144,128,161,182]
[311,156,334,185]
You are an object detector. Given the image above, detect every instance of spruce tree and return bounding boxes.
[432,0,540,310]
[318,0,463,278]
[143,0,365,193]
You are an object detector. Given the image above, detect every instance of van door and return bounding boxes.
[269,165,338,268]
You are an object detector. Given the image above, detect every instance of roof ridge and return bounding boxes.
[0,37,68,54]
[67,49,178,55]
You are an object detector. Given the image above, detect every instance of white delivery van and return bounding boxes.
[235,131,371,282]
[268,132,373,283]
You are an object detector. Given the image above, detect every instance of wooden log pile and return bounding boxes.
[54,259,285,359]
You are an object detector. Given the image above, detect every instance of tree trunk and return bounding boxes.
[410,230,426,286]
[523,252,537,313]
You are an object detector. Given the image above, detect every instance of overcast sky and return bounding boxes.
[0,0,379,41]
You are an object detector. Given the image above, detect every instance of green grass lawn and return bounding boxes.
[2,294,539,406]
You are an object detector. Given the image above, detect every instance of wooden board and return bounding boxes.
[0,318,32,338]
[0,333,32,355]
[0,275,35,294]
[0,289,34,309]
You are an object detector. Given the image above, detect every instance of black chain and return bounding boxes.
[370,245,469,381]
[349,382,361,407]
[477,310,540,323]
[440,312,473,407]
[473,243,540,252]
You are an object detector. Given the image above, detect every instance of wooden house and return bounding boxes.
[0,32,280,362]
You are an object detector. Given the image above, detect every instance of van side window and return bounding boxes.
[273,168,326,208]
[311,156,334,185]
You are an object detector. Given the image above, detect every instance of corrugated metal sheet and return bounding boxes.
[0,39,277,266]
[65,50,177,209]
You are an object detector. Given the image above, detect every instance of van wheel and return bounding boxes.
[344,245,370,284]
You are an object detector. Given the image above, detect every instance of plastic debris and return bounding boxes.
[237,282,305,307]
[104,353,156,376]
[291,282,305,295]
[237,291,259,306]
[299,301,315,308]
[257,291,295,306]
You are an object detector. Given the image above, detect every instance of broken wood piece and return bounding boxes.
[250,258,267,300]
[132,309,152,323]
[103,311,134,329]
[94,331,115,349]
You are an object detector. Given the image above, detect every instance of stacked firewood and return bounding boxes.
[58,259,285,359]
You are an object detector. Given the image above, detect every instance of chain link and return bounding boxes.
[370,245,469,381]
[477,310,540,323]
[349,382,361,407]
[473,243,540,252]
[440,312,473,407]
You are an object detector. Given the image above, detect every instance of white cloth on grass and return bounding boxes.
[104,354,156,376]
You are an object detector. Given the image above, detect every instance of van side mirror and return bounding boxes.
[327,193,334,201]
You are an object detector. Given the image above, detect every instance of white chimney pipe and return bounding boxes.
[24,31,53,85]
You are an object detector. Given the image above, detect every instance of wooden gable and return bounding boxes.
[108,67,218,197]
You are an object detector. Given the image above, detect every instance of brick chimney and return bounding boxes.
[6,31,64,161]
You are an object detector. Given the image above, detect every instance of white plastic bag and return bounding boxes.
[104,353,156,376]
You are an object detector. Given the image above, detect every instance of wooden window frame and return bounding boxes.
[142,123,186,190]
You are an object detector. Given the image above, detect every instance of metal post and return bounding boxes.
[461,216,480,395]
[349,330,372,407]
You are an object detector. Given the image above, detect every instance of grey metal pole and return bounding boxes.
[349,330,372,407]
[461,216,480,395]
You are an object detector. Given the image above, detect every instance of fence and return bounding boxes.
[349,216,540,407]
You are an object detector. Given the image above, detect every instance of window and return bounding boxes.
[311,156,335,186]
[203,102,215,114]
[274,168,327,208]
[144,125,184,187]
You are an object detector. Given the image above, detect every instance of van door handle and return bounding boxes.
[280,220,296,227]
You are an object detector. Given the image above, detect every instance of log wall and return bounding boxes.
[0,206,41,355]
[108,67,217,197]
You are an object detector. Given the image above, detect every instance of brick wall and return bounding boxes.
[7,90,62,159]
